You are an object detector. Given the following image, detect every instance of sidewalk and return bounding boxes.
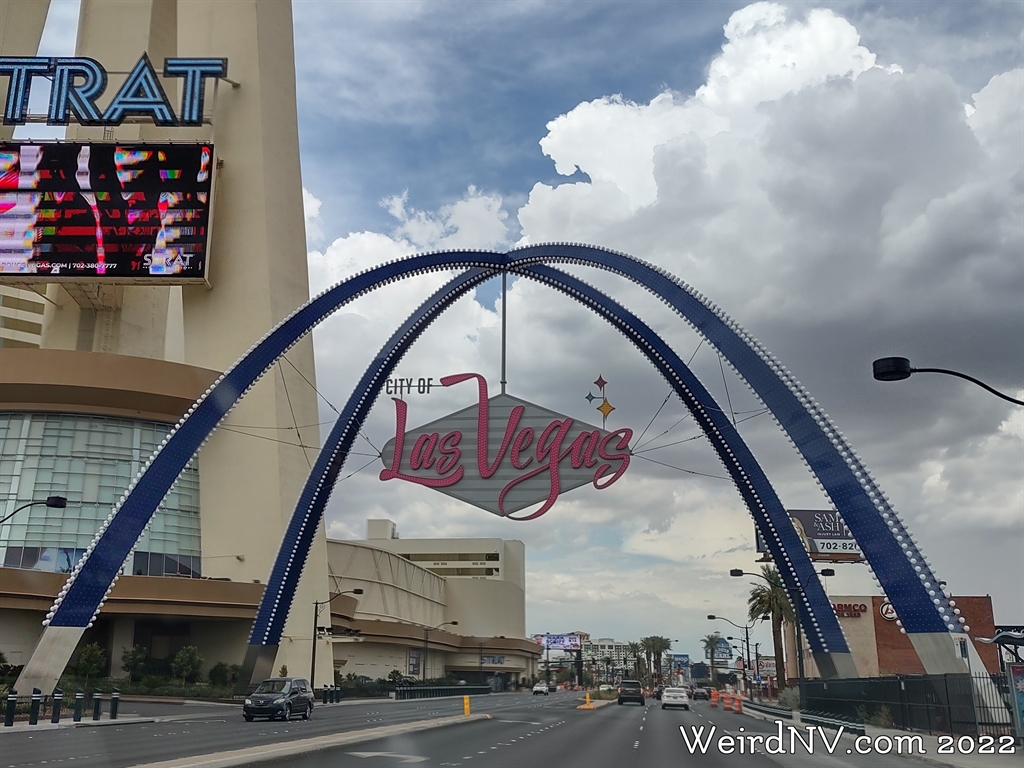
[738,702,1020,768]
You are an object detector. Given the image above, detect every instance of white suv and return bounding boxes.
[532,682,549,695]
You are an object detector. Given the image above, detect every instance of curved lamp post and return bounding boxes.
[873,357,1024,405]
[310,588,363,687]
[423,620,458,681]
[0,496,67,526]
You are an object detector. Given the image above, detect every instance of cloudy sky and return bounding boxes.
[35,1,1023,659]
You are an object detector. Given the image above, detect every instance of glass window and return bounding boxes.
[0,414,201,577]
[134,551,149,576]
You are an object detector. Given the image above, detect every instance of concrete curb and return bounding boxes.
[125,714,493,768]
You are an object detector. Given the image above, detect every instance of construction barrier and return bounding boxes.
[710,689,719,707]
[733,696,743,714]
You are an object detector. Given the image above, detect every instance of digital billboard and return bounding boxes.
[0,141,214,282]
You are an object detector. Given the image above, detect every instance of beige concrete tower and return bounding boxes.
[14,0,329,692]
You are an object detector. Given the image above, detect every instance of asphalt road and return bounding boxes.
[242,697,941,768]
[0,693,983,768]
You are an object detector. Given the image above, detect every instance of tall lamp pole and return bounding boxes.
[708,615,754,697]
[0,495,67,526]
[873,357,1024,406]
[310,588,363,688]
[423,620,458,681]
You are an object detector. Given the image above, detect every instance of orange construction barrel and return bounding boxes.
[710,689,719,707]
[723,692,733,711]
[733,695,743,714]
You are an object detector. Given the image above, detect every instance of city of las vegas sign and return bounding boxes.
[380,373,633,520]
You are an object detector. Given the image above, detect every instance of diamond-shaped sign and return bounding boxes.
[380,374,633,519]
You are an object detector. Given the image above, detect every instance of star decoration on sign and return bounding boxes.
[585,392,596,403]
[598,399,615,419]
[594,375,607,390]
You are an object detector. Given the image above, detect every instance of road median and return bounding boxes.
[126,713,493,768]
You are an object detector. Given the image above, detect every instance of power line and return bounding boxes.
[278,362,312,470]
[279,354,382,455]
[632,454,729,481]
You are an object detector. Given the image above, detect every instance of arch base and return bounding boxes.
[14,626,85,698]
[240,643,281,692]
[810,651,859,680]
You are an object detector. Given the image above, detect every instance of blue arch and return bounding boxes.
[42,244,956,651]
[252,263,850,662]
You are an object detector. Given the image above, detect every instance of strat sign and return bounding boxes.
[0,55,227,126]
[380,373,632,520]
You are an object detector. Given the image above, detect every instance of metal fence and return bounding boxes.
[394,685,491,700]
[801,674,1013,737]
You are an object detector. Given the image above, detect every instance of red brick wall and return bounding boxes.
[872,595,1000,675]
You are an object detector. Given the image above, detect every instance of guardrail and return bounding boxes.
[801,710,866,736]
[743,699,794,720]
[394,685,491,700]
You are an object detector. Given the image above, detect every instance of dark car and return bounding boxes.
[617,679,645,706]
[691,687,710,700]
[654,685,665,701]
[243,677,314,721]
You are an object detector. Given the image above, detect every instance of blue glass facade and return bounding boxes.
[0,412,200,577]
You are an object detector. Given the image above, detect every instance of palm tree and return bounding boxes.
[701,633,721,686]
[747,564,794,689]
[640,637,655,684]
[602,656,612,683]
[626,642,642,680]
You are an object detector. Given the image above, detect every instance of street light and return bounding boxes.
[731,569,809,692]
[873,357,1024,405]
[423,620,458,682]
[310,588,363,688]
[0,495,67,526]
[708,614,754,697]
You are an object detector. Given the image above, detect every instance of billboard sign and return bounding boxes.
[671,654,690,672]
[1,142,214,282]
[757,657,777,677]
[705,637,732,662]
[532,634,581,651]
[756,509,862,560]
[0,55,226,127]
[381,373,632,519]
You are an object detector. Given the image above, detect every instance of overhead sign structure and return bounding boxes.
[0,55,227,127]
[756,508,863,562]
[381,373,632,520]
[0,142,214,281]
[532,634,581,651]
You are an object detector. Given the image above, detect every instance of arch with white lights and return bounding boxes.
[17,244,970,695]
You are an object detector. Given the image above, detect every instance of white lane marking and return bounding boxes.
[496,719,541,725]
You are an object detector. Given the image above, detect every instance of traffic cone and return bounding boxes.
[723,693,733,711]
[733,696,743,714]
[710,689,719,707]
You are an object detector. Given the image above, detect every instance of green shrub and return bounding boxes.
[74,643,107,687]
[171,646,204,684]
[121,645,148,683]
[142,674,167,690]
[777,687,800,710]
